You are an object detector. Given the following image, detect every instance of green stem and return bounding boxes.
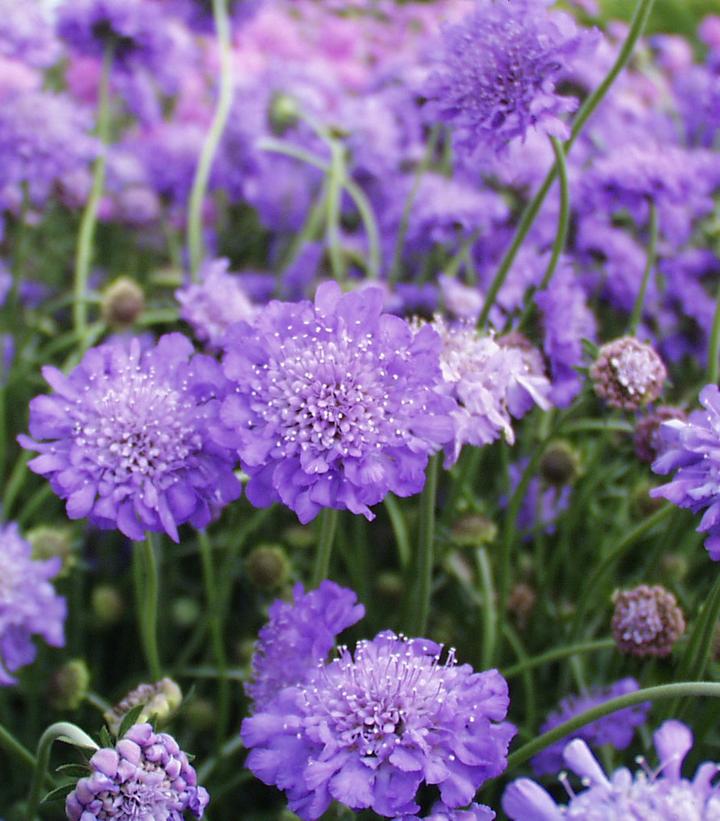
[73,45,113,343]
[477,0,657,329]
[0,721,36,771]
[708,279,720,385]
[198,530,229,744]
[384,494,411,569]
[326,142,346,281]
[187,0,234,278]
[135,536,161,681]
[502,638,615,678]
[407,455,440,636]
[476,548,497,670]
[27,723,98,820]
[506,682,720,769]
[312,508,339,587]
[628,201,658,334]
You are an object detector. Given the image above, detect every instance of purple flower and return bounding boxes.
[0,0,61,68]
[19,334,241,543]
[395,802,495,821]
[590,337,667,411]
[0,89,97,210]
[506,459,570,537]
[66,722,209,820]
[424,0,596,155]
[531,677,650,776]
[651,385,720,560]
[0,523,65,686]
[504,721,720,820]
[213,282,455,523]
[246,581,365,711]
[242,631,514,819]
[176,259,256,351]
[433,319,551,465]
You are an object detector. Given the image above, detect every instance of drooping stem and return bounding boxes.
[628,201,658,334]
[198,530,229,743]
[187,0,234,278]
[27,722,98,821]
[707,279,720,385]
[506,682,720,769]
[312,508,339,587]
[477,0,658,329]
[73,45,113,343]
[407,454,440,636]
[134,535,162,681]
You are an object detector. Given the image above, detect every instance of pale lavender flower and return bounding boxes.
[395,803,495,821]
[213,282,455,523]
[0,0,61,68]
[505,721,720,820]
[591,337,667,411]
[19,334,241,543]
[242,631,514,819]
[66,723,209,820]
[0,523,66,686]
[531,677,650,776]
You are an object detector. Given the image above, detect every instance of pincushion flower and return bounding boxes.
[590,337,666,411]
[66,722,209,820]
[531,677,649,775]
[504,721,720,820]
[0,523,66,686]
[246,580,365,711]
[242,631,514,819]
[0,0,61,68]
[651,384,720,560]
[424,0,596,155]
[19,334,241,543]
[213,282,455,523]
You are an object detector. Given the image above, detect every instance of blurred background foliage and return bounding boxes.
[600,0,715,34]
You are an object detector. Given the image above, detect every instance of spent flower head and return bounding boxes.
[611,584,685,657]
[591,337,667,411]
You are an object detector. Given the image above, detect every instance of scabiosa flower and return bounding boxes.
[634,405,687,464]
[432,319,551,465]
[651,385,720,560]
[66,723,209,820]
[507,458,570,538]
[246,581,365,711]
[19,334,241,543]
[0,523,66,686]
[611,584,685,658]
[176,259,256,351]
[242,631,515,819]
[531,677,650,776]
[504,721,720,820]
[590,337,667,411]
[214,282,455,523]
[424,0,596,155]
[0,0,61,68]
[396,802,495,821]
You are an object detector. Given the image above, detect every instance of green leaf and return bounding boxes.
[118,703,146,738]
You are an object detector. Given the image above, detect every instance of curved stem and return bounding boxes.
[134,535,162,681]
[187,0,234,278]
[27,722,98,820]
[502,638,615,678]
[73,45,113,343]
[539,137,570,291]
[407,454,440,636]
[506,682,720,769]
[628,201,658,334]
[708,279,720,385]
[312,508,339,587]
[198,530,229,744]
[477,0,657,329]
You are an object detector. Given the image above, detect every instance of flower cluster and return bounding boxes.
[20,334,241,542]
[0,523,66,685]
[66,723,209,820]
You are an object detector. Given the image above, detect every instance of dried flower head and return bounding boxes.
[590,337,666,410]
[611,584,685,657]
[245,544,291,590]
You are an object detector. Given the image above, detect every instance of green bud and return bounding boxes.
[450,514,497,548]
[269,93,300,135]
[172,596,201,628]
[91,584,125,627]
[27,526,75,575]
[104,677,182,735]
[283,524,315,549]
[48,659,90,711]
[245,544,291,590]
[101,276,145,327]
[539,440,580,487]
[375,571,404,603]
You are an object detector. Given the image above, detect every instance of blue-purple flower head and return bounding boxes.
[0,523,66,686]
[651,384,720,560]
[242,630,514,819]
[176,259,256,351]
[66,722,209,820]
[424,0,597,155]
[214,282,455,523]
[504,720,720,820]
[246,580,365,711]
[19,334,241,543]
[531,677,650,776]
[0,0,61,68]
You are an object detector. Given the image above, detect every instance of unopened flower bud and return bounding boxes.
[245,544,291,590]
[611,584,685,657]
[591,337,666,410]
[185,698,215,732]
[48,659,90,711]
[101,276,145,327]
[539,441,580,487]
[283,525,315,549]
[451,514,497,548]
[269,92,300,135]
[375,571,404,603]
[104,678,182,735]
[27,525,74,575]
[660,553,688,583]
[172,596,201,628]
[91,584,125,627]
[634,405,686,464]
